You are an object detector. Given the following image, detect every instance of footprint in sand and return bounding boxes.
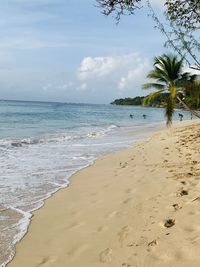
[164,218,175,228]
[97,225,109,232]
[36,256,57,266]
[177,188,188,197]
[172,203,182,211]
[105,210,117,219]
[66,221,86,230]
[148,239,157,247]
[118,226,132,245]
[125,188,134,194]
[122,263,132,267]
[147,239,158,252]
[180,181,186,185]
[123,197,133,204]
[120,162,128,168]
[99,248,112,263]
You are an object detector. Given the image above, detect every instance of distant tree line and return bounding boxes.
[111,96,145,106]
[111,92,200,110]
[111,93,170,107]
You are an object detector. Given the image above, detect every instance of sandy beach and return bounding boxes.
[8,120,200,267]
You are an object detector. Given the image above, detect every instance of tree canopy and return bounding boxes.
[165,0,200,31]
[97,0,200,29]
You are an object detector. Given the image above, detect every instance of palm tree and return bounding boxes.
[143,54,200,125]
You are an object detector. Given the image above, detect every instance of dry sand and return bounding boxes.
[8,120,200,267]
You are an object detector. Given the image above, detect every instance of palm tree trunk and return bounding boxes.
[176,95,200,119]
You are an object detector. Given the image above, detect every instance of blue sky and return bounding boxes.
[0,0,169,103]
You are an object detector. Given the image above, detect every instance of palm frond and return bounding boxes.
[142,90,165,106]
[142,82,165,90]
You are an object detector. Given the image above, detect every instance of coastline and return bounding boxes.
[8,120,200,267]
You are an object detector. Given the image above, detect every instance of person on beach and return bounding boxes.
[178,113,183,121]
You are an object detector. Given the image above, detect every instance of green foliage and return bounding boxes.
[165,0,200,31]
[111,96,144,105]
[143,92,168,107]
[184,81,200,108]
[111,93,174,107]
[96,0,142,22]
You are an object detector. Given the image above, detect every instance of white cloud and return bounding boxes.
[78,53,146,81]
[183,67,200,75]
[78,56,117,80]
[118,59,150,91]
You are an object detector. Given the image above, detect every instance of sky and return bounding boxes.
[0,0,170,104]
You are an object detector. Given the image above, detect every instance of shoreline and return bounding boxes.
[8,120,200,267]
[2,122,159,267]
[1,120,152,267]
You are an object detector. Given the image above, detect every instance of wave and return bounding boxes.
[0,124,120,149]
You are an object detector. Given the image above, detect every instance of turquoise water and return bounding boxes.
[0,100,192,266]
[0,100,164,139]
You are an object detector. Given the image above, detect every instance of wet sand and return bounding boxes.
[8,120,200,267]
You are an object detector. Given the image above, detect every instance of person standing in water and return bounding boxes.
[143,114,147,119]
[178,113,183,121]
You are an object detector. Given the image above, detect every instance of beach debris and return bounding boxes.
[192,196,200,202]
[164,218,175,228]
[193,160,198,164]
[148,239,157,247]
[187,172,193,176]
[172,203,182,211]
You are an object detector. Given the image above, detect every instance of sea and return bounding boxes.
[0,100,192,266]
